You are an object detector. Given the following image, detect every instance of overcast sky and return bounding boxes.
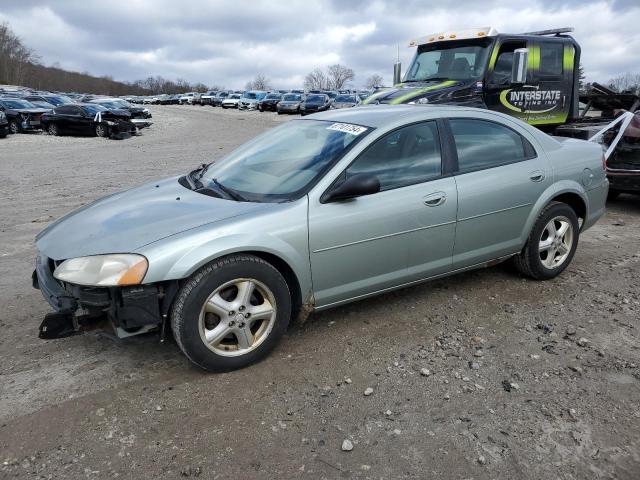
[1,0,638,89]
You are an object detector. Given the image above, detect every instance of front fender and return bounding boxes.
[520,180,588,245]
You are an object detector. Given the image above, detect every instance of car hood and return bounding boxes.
[361,79,467,105]
[279,101,300,106]
[36,176,271,260]
[9,107,50,114]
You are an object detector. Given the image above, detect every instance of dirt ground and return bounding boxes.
[0,105,639,480]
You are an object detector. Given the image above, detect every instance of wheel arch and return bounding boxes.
[521,182,588,246]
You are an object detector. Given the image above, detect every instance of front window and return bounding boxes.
[266,94,281,100]
[283,94,301,101]
[306,95,326,103]
[1,99,35,109]
[200,120,370,202]
[404,39,492,82]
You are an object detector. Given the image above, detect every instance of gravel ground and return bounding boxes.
[0,105,639,480]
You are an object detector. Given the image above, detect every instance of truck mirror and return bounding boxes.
[511,48,529,84]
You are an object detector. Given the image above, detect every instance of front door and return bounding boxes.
[308,121,457,307]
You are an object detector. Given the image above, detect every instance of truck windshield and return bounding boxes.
[201,120,370,202]
[404,40,492,82]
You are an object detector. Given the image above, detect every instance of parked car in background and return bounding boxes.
[25,94,75,107]
[238,91,267,110]
[300,94,331,115]
[0,110,8,138]
[257,93,282,112]
[32,105,608,371]
[277,93,304,114]
[221,94,242,109]
[357,91,371,101]
[200,91,218,106]
[89,98,152,119]
[331,94,359,109]
[41,103,136,139]
[26,99,55,110]
[179,92,196,105]
[212,91,230,107]
[0,98,49,133]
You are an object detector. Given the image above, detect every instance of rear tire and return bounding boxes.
[171,254,292,372]
[47,123,59,136]
[513,202,579,280]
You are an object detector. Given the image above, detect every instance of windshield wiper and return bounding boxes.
[211,178,247,202]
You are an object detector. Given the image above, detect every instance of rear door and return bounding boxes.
[446,115,551,269]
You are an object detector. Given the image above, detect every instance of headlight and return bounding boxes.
[54,254,148,286]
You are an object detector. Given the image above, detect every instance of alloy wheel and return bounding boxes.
[95,124,106,137]
[48,124,58,136]
[538,216,574,269]
[199,278,277,357]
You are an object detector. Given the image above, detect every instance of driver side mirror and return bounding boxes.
[511,48,529,84]
[323,174,381,203]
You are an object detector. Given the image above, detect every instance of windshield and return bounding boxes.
[229,94,241,99]
[283,94,301,101]
[243,92,258,100]
[335,95,356,103]
[200,120,370,202]
[2,99,35,109]
[306,95,325,103]
[82,105,107,115]
[44,96,73,106]
[404,40,492,82]
[266,94,281,100]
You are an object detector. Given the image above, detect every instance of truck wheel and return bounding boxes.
[171,254,291,372]
[9,120,20,134]
[513,202,579,280]
[47,123,59,136]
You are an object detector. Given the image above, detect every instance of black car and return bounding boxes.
[300,94,331,116]
[0,98,50,133]
[0,110,9,138]
[89,98,152,119]
[41,103,137,139]
[257,93,282,112]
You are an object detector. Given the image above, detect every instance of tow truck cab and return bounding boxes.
[363,27,581,129]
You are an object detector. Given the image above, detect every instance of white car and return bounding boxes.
[221,94,242,109]
[179,92,196,105]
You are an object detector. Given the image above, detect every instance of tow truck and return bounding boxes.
[364,27,640,197]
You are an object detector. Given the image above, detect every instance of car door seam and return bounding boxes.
[312,220,456,253]
[458,202,532,222]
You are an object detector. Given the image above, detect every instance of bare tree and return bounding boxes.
[365,74,384,90]
[327,64,355,90]
[608,72,640,94]
[304,68,329,90]
[245,73,271,91]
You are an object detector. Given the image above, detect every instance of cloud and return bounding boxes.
[0,0,638,88]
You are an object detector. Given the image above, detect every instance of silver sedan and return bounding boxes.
[33,105,608,371]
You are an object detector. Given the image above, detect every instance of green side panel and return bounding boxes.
[528,45,540,70]
[563,44,574,71]
[487,44,500,72]
[388,80,457,105]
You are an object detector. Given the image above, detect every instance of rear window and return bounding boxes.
[449,119,533,172]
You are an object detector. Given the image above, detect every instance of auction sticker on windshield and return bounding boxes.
[326,123,368,135]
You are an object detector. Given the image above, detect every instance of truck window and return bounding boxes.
[539,42,563,77]
[490,41,526,85]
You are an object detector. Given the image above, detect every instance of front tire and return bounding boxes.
[9,120,20,134]
[171,254,292,372]
[514,202,580,280]
[95,124,108,137]
[47,123,59,136]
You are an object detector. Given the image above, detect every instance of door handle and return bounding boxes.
[423,191,446,207]
[529,170,545,182]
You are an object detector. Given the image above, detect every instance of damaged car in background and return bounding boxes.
[0,110,8,138]
[33,105,607,372]
[88,97,153,129]
[0,98,50,133]
[41,103,138,138]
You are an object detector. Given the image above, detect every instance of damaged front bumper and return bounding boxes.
[33,252,177,339]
